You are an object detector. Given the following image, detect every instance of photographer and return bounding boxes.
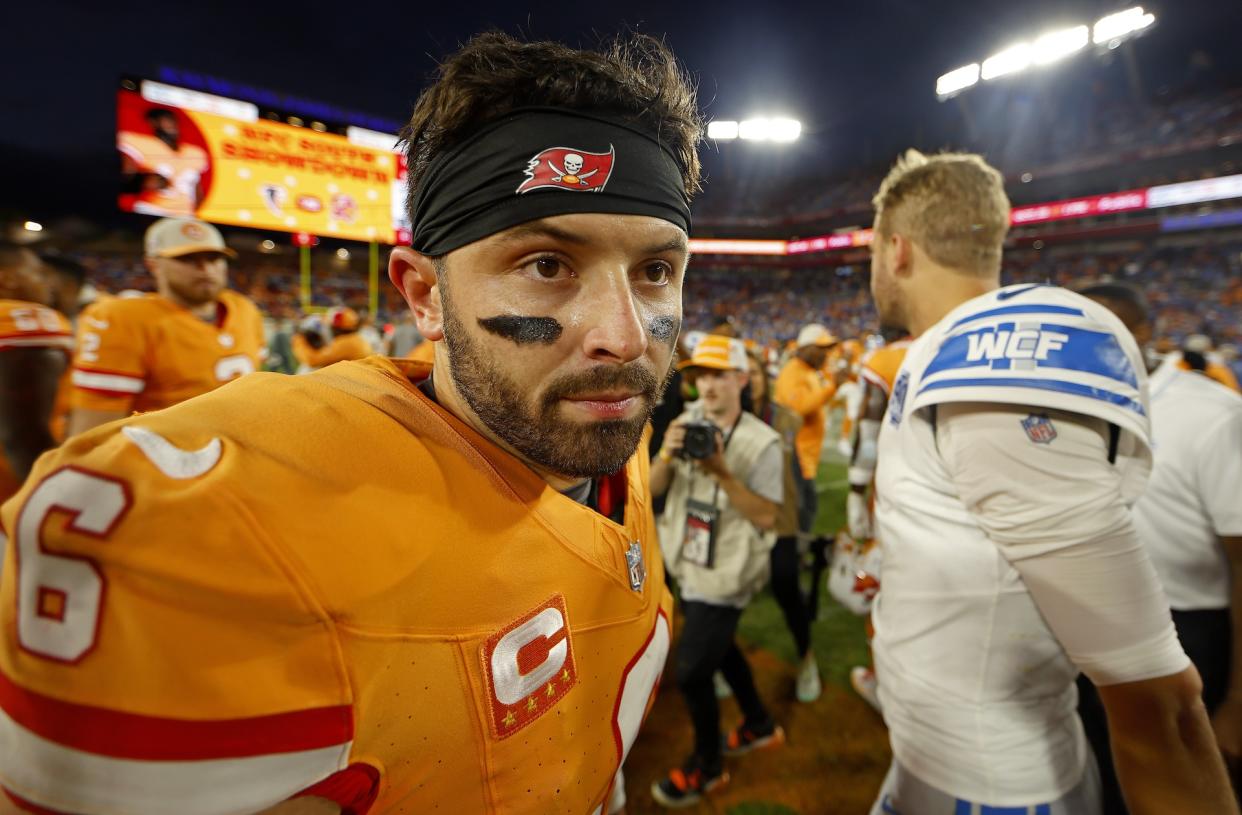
[650,335,786,807]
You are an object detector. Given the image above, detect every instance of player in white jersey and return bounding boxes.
[864,150,1236,815]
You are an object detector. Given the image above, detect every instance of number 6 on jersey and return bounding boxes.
[15,469,130,663]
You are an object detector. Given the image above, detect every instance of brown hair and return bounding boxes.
[400,32,704,227]
[872,149,1010,277]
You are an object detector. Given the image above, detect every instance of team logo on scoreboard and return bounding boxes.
[482,594,578,739]
[330,193,358,224]
[297,195,323,213]
[517,145,615,194]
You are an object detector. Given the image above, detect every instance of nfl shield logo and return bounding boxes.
[626,541,646,592]
[1021,414,1058,444]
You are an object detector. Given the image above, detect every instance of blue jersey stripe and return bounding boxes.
[949,304,1085,331]
[917,376,1146,416]
[924,323,1138,387]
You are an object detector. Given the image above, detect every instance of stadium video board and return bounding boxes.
[117,80,408,244]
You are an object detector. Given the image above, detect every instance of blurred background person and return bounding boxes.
[67,217,264,435]
[0,242,73,504]
[839,327,911,712]
[651,335,786,807]
[747,346,821,703]
[292,305,373,371]
[774,322,845,619]
[1080,281,1242,810]
[387,309,422,359]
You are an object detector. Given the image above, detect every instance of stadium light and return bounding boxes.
[335,248,351,261]
[768,119,802,142]
[23,221,42,233]
[982,43,1032,81]
[739,119,771,140]
[936,64,980,99]
[1093,7,1155,46]
[733,118,802,143]
[1031,25,1089,65]
[707,120,739,140]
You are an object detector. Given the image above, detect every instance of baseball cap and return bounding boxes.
[678,334,748,372]
[144,218,237,259]
[797,323,839,349]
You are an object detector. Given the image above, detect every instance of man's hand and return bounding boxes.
[1212,696,1242,777]
[659,420,687,462]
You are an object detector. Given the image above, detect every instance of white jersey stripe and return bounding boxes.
[0,705,350,815]
[72,370,146,394]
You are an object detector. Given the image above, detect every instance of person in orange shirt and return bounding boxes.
[0,243,75,505]
[773,322,844,617]
[0,30,699,815]
[291,306,374,371]
[1179,334,1241,393]
[842,331,910,712]
[67,217,264,435]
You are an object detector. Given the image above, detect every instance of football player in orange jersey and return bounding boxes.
[0,31,700,815]
[842,328,909,711]
[0,243,75,505]
[66,217,264,436]
[292,307,374,370]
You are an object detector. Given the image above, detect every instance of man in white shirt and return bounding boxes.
[864,150,1236,815]
[1078,282,1242,806]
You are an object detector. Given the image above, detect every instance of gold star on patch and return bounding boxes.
[561,668,572,683]
[545,682,557,698]
[502,710,517,728]
[526,696,537,713]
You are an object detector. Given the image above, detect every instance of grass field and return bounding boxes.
[622,446,892,814]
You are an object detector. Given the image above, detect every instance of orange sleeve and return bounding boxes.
[69,300,147,413]
[774,365,835,417]
[0,419,352,813]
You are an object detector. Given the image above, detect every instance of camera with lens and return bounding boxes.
[679,420,722,460]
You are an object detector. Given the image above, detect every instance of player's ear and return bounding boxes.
[891,233,914,279]
[389,247,444,341]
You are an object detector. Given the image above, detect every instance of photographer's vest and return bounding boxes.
[659,407,781,607]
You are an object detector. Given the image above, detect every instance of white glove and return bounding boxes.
[846,490,872,541]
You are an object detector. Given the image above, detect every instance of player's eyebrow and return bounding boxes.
[493,222,590,246]
[642,234,689,256]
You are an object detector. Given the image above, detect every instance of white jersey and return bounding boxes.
[873,284,1153,805]
[1133,357,1242,610]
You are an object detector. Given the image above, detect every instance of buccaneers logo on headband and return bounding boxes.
[517,146,616,194]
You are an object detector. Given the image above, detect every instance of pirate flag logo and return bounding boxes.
[516,145,616,194]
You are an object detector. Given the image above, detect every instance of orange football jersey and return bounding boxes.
[292,331,374,369]
[0,300,73,504]
[0,356,672,814]
[70,290,264,414]
[859,339,911,396]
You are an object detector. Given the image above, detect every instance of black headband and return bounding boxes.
[410,108,692,255]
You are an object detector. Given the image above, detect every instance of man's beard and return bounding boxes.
[440,294,672,479]
[167,276,222,307]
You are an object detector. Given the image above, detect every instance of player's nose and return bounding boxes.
[580,270,647,365]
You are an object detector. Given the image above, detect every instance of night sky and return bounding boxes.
[3,0,1240,222]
